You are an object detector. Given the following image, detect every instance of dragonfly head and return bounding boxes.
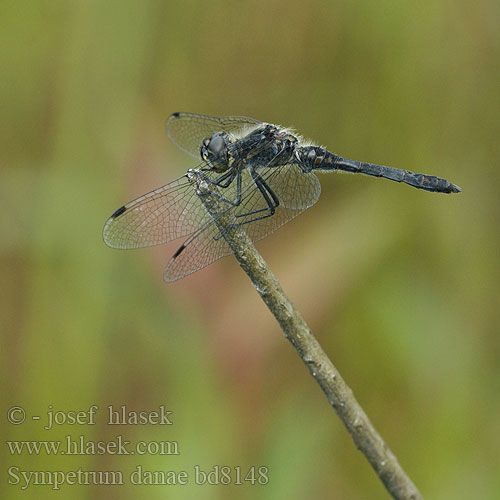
[201,131,231,172]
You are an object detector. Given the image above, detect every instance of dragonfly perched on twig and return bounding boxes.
[103,112,461,281]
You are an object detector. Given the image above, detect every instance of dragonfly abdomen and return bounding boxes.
[335,158,461,193]
[296,146,340,171]
[297,147,461,194]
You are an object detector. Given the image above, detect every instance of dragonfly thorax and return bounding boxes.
[230,125,299,169]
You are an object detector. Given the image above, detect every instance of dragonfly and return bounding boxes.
[103,112,461,282]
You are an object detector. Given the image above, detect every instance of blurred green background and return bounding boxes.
[1,0,499,498]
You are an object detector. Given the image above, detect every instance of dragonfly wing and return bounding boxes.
[166,112,262,159]
[163,165,321,280]
[164,221,233,282]
[262,163,321,210]
[103,175,213,249]
[163,169,261,281]
[235,164,321,244]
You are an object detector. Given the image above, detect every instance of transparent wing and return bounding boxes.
[103,118,269,250]
[166,112,262,159]
[103,173,214,249]
[164,165,321,281]
[163,216,235,282]
[261,163,321,211]
[233,164,320,244]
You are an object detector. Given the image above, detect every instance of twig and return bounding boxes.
[190,169,423,500]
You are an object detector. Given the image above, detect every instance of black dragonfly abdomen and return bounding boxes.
[296,146,340,172]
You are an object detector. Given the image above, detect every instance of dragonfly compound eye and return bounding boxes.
[201,138,210,160]
[207,133,225,155]
[200,132,230,171]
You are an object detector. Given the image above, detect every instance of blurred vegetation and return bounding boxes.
[1,0,499,499]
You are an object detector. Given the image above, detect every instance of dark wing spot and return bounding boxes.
[171,112,180,118]
[111,205,126,219]
[172,244,186,258]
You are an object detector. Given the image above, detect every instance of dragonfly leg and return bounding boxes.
[229,142,290,221]
[198,169,235,188]
[217,171,237,188]
[234,169,279,224]
[213,169,280,241]
[197,169,243,207]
